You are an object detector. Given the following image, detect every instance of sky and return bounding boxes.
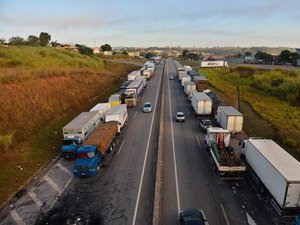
[0,0,300,48]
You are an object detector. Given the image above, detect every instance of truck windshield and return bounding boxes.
[125,93,135,99]
[63,140,77,145]
[77,152,95,159]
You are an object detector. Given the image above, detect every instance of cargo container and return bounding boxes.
[184,81,196,95]
[241,138,300,214]
[191,91,212,116]
[61,112,101,158]
[105,104,128,133]
[216,106,243,133]
[193,77,208,92]
[200,60,228,68]
[178,67,187,80]
[181,75,191,87]
[127,70,141,81]
[89,103,111,120]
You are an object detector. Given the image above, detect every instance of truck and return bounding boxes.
[205,127,246,179]
[191,91,212,116]
[61,112,101,159]
[184,81,196,96]
[90,103,111,121]
[73,122,118,177]
[200,60,228,68]
[127,70,141,81]
[240,138,300,214]
[143,68,153,80]
[181,75,191,87]
[216,106,243,133]
[178,67,187,80]
[105,104,128,133]
[124,77,145,107]
[193,77,208,92]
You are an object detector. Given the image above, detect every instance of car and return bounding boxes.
[176,112,185,122]
[143,102,152,113]
[178,208,209,225]
[169,73,175,80]
[199,119,212,132]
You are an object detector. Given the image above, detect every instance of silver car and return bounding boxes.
[143,102,152,113]
[176,112,185,122]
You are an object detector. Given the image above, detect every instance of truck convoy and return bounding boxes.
[241,138,300,214]
[105,104,128,133]
[73,122,118,177]
[61,112,101,159]
[124,77,145,107]
[205,127,246,179]
[200,60,228,68]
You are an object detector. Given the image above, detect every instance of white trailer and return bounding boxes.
[181,75,191,87]
[62,112,101,142]
[200,60,228,68]
[105,104,128,133]
[178,67,187,80]
[184,81,196,95]
[127,70,141,81]
[89,103,111,120]
[241,138,300,214]
[217,106,243,133]
[184,65,192,71]
[191,91,212,116]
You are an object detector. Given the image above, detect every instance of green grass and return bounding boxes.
[179,60,200,67]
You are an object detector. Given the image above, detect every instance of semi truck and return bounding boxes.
[127,70,141,81]
[178,67,187,80]
[105,104,128,133]
[205,127,246,179]
[73,122,118,177]
[124,77,145,107]
[216,106,243,133]
[200,60,228,68]
[193,77,208,92]
[240,138,300,214]
[61,112,101,159]
[89,103,111,121]
[191,91,212,116]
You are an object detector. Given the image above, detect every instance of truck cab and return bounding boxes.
[61,136,82,159]
[73,145,102,177]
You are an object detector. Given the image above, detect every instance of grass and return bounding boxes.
[0,46,139,205]
[198,66,300,155]
[179,60,200,67]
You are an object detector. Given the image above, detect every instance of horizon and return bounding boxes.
[1,0,300,48]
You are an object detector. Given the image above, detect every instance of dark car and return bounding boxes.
[178,208,209,225]
[199,119,212,132]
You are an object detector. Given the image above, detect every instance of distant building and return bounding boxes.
[103,51,113,56]
[128,51,140,57]
[93,47,100,54]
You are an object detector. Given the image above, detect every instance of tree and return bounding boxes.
[8,36,25,45]
[187,53,199,61]
[145,52,155,59]
[27,35,39,46]
[255,51,273,62]
[100,44,112,51]
[278,50,300,63]
[244,52,252,57]
[0,38,5,44]
[122,51,128,55]
[39,32,51,46]
[181,49,189,60]
[50,40,60,47]
[76,44,93,56]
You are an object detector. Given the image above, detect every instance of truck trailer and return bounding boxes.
[241,138,300,214]
[89,103,111,121]
[181,75,191,87]
[200,60,228,68]
[105,104,128,133]
[61,112,101,159]
[124,77,145,107]
[206,127,246,179]
[127,70,141,81]
[184,81,196,96]
[216,106,243,133]
[178,67,187,80]
[193,77,208,92]
[191,91,212,116]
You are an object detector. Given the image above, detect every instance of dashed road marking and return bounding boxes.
[10,210,26,225]
[56,163,73,177]
[133,111,138,119]
[28,191,43,208]
[220,203,230,225]
[44,175,62,195]
[117,140,125,156]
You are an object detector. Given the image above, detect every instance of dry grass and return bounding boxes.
[0,46,138,204]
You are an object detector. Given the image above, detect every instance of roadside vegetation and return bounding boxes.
[0,46,138,205]
[198,66,300,154]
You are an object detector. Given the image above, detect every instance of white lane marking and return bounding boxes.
[28,191,43,208]
[117,140,125,156]
[132,62,163,225]
[186,107,190,116]
[167,61,181,214]
[44,175,62,195]
[196,135,202,149]
[9,210,26,225]
[133,111,138,119]
[246,213,257,225]
[220,203,230,225]
[56,163,73,177]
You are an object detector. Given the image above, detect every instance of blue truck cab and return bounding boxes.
[61,136,82,159]
[73,145,102,177]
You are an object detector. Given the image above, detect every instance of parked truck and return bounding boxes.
[216,106,243,133]
[105,104,128,133]
[184,81,196,96]
[127,70,141,81]
[124,77,145,107]
[181,75,191,87]
[178,67,187,80]
[90,103,111,121]
[240,138,300,214]
[191,91,212,116]
[200,60,228,68]
[73,122,118,177]
[193,77,208,92]
[205,127,246,179]
[61,112,101,159]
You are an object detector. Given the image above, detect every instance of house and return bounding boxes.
[93,47,100,54]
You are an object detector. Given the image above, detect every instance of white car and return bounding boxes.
[176,112,185,122]
[143,102,152,113]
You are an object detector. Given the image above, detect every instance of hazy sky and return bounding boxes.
[1,0,300,48]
